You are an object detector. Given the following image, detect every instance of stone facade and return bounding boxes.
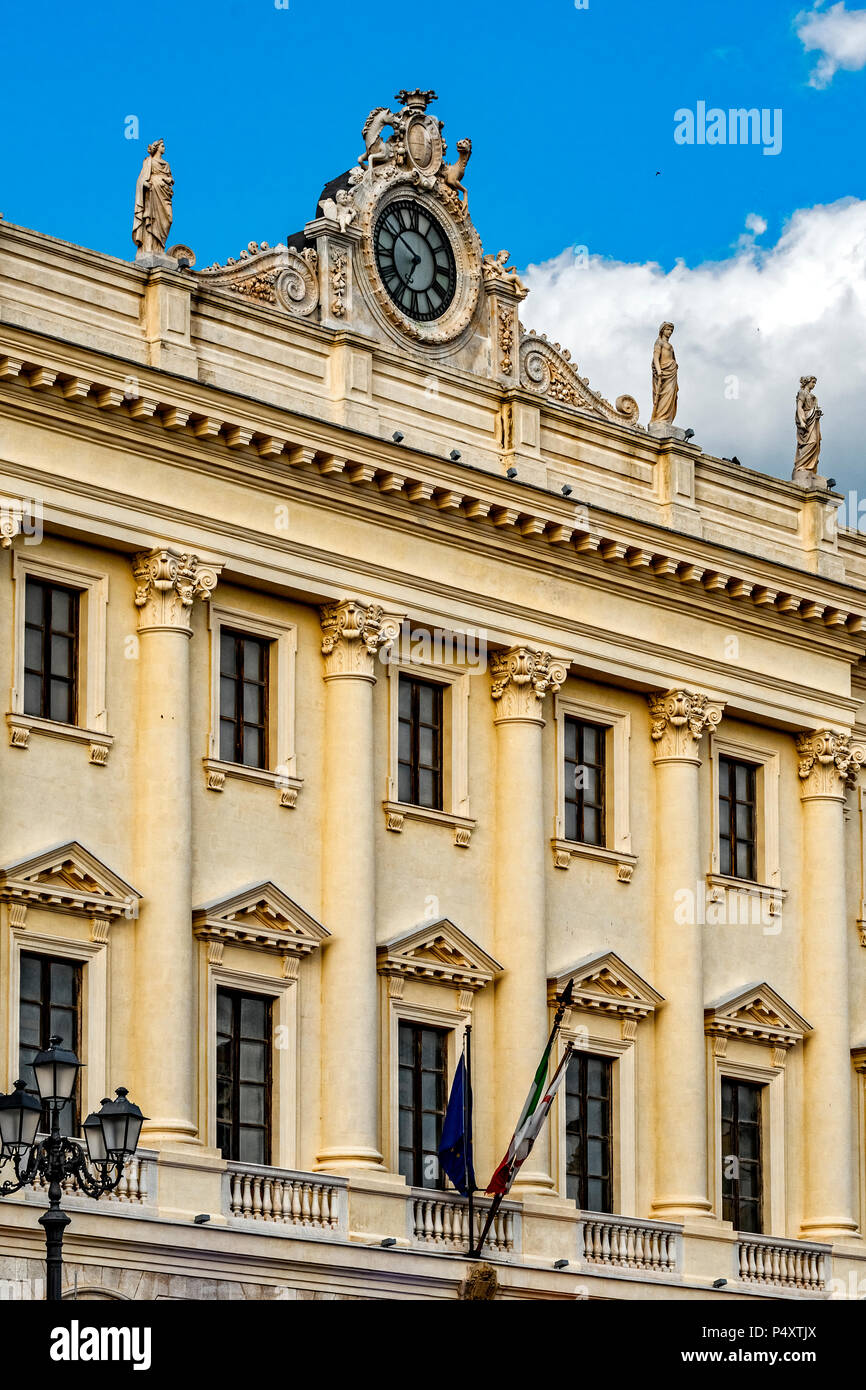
[1,92,866,1300]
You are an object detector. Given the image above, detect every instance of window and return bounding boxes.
[564,717,606,847]
[219,630,270,770]
[721,1078,763,1234]
[565,1051,613,1211]
[19,953,81,1137]
[398,676,443,810]
[216,988,272,1164]
[398,1022,448,1188]
[23,579,79,725]
[719,757,757,881]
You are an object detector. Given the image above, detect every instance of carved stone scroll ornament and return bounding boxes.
[133,548,220,632]
[648,689,724,760]
[320,600,401,679]
[490,647,569,721]
[796,730,865,797]
[196,242,319,317]
[519,330,640,428]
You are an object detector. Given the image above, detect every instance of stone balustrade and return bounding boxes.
[410,1191,521,1256]
[579,1214,681,1274]
[27,1148,157,1208]
[224,1163,348,1237]
[736,1235,829,1291]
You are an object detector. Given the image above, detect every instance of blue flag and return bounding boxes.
[438,1054,475,1195]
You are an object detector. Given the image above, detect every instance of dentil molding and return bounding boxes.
[648,688,724,761]
[796,729,866,799]
[489,646,569,722]
[133,547,221,632]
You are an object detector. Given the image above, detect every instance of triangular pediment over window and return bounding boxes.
[0,842,140,919]
[548,952,664,1020]
[705,983,811,1050]
[192,882,329,957]
[377,919,502,992]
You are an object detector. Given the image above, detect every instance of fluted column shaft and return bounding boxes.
[491,647,567,1194]
[649,689,723,1221]
[316,600,393,1172]
[132,548,219,1143]
[797,730,862,1239]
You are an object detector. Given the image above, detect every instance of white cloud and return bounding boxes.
[796,2,866,88]
[744,212,767,236]
[521,199,866,485]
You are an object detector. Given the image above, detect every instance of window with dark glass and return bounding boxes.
[219,630,269,770]
[24,579,79,725]
[19,952,81,1137]
[719,757,758,881]
[216,988,272,1164]
[721,1077,763,1234]
[398,1022,448,1189]
[564,717,607,846]
[565,1051,613,1212]
[398,676,443,810]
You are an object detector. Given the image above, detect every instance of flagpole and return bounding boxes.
[473,982,574,1259]
[465,1023,476,1256]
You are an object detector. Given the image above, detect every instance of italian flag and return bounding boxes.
[487,1027,574,1195]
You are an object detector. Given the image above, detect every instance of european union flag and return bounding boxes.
[437,1054,475,1195]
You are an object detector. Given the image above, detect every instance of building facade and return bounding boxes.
[1,90,866,1300]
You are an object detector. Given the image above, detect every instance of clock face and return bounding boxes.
[373,199,456,322]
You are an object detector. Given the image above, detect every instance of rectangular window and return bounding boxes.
[564,717,607,846]
[721,1077,763,1234]
[23,579,79,725]
[219,630,270,770]
[19,953,81,1138]
[565,1051,613,1212]
[719,757,757,881]
[398,1022,448,1189]
[397,676,443,810]
[216,988,272,1164]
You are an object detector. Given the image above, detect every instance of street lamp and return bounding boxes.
[0,1036,146,1301]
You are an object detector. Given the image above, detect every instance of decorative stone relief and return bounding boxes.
[330,252,348,318]
[548,952,664,1022]
[192,881,329,958]
[320,599,400,679]
[0,842,140,921]
[196,243,319,318]
[496,301,515,375]
[133,548,220,632]
[519,330,640,427]
[704,984,811,1053]
[377,917,502,992]
[648,689,724,760]
[490,647,569,720]
[796,729,865,797]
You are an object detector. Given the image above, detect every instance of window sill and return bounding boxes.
[383,800,476,847]
[6,712,113,765]
[203,757,304,809]
[552,839,637,881]
[706,874,786,917]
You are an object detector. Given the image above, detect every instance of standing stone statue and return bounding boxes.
[651,322,678,424]
[132,139,174,258]
[793,375,822,477]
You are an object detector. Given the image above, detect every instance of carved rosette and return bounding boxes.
[648,689,724,761]
[490,646,568,722]
[133,548,220,632]
[796,730,866,799]
[320,599,400,679]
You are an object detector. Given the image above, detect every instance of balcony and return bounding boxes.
[736,1234,829,1292]
[579,1214,682,1276]
[223,1163,348,1239]
[410,1190,521,1258]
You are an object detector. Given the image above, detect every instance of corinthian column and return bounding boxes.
[490,646,568,1194]
[132,547,220,1143]
[317,600,395,1172]
[648,688,723,1221]
[797,730,863,1240]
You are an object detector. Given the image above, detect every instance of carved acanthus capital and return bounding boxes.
[133,548,221,632]
[796,730,865,798]
[320,599,400,679]
[648,689,724,761]
[490,646,568,722]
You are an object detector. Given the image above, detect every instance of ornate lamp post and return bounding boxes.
[0,1037,146,1300]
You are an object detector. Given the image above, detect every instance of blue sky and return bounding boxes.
[1,0,861,273]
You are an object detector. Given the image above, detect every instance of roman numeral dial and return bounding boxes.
[373,199,457,322]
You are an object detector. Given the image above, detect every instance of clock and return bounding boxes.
[373,199,456,322]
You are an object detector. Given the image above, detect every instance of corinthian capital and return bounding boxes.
[133,548,221,631]
[320,599,399,679]
[648,689,724,761]
[796,729,865,798]
[490,646,569,722]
